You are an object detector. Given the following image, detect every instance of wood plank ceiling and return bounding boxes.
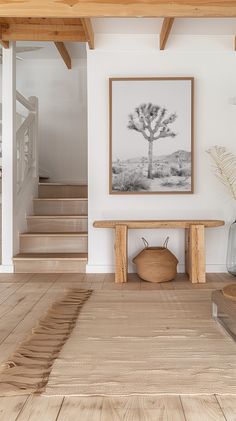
[0,17,94,68]
[0,1,235,18]
[0,18,93,43]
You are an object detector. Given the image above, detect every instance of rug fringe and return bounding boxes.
[0,288,92,395]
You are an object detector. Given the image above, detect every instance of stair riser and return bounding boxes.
[34,200,88,216]
[27,218,88,233]
[39,185,88,199]
[14,259,87,273]
[20,236,88,253]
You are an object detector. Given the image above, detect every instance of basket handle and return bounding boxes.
[141,237,149,248]
[163,236,170,248]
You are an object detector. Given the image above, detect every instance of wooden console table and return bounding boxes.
[93,220,225,284]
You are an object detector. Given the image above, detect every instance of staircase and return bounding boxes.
[13,183,88,273]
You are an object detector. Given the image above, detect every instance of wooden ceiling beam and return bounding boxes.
[160,17,174,50]
[0,40,9,48]
[0,18,83,25]
[81,18,94,49]
[0,25,9,48]
[1,24,86,42]
[0,1,235,18]
[54,42,71,69]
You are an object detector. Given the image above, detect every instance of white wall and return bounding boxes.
[14,173,38,255]
[16,58,87,183]
[0,66,2,98]
[87,34,236,273]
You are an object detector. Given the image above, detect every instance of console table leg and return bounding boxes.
[114,225,128,283]
[189,224,206,283]
[185,228,189,275]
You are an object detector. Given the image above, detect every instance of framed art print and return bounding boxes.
[109,77,194,194]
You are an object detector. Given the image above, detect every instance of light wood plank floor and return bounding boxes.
[0,272,236,420]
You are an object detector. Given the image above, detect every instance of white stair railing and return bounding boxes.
[16,91,38,193]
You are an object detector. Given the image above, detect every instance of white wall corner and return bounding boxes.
[86,264,115,273]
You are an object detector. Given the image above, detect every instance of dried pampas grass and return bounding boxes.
[207,146,236,200]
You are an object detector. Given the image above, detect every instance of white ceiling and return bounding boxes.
[14,41,87,60]
[92,18,236,35]
[8,18,236,60]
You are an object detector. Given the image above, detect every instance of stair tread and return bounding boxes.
[20,232,88,236]
[27,215,88,219]
[14,253,88,260]
[34,198,87,201]
[39,183,87,186]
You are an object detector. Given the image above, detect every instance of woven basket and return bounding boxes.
[133,237,178,283]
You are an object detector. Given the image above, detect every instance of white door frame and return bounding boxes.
[1,42,16,272]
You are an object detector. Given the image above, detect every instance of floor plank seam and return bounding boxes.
[215,394,228,421]
[15,395,30,421]
[55,396,65,421]
[0,282,29,307]
[0,279,57,346]
[179,395,188,421]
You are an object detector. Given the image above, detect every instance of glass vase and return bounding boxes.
[227,220,236,276]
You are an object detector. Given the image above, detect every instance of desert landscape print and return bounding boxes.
[110,78,193,194]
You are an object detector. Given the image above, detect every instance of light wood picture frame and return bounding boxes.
[109,77,194,194]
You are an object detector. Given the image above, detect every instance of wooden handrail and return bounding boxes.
[16,90,35,112]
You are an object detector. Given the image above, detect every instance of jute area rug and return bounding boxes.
[45,289,236,396]
[1,288,236,396]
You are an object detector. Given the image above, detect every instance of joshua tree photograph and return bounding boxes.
[109,77,194,194]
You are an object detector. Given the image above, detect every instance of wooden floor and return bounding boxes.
[0,272,236,420]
